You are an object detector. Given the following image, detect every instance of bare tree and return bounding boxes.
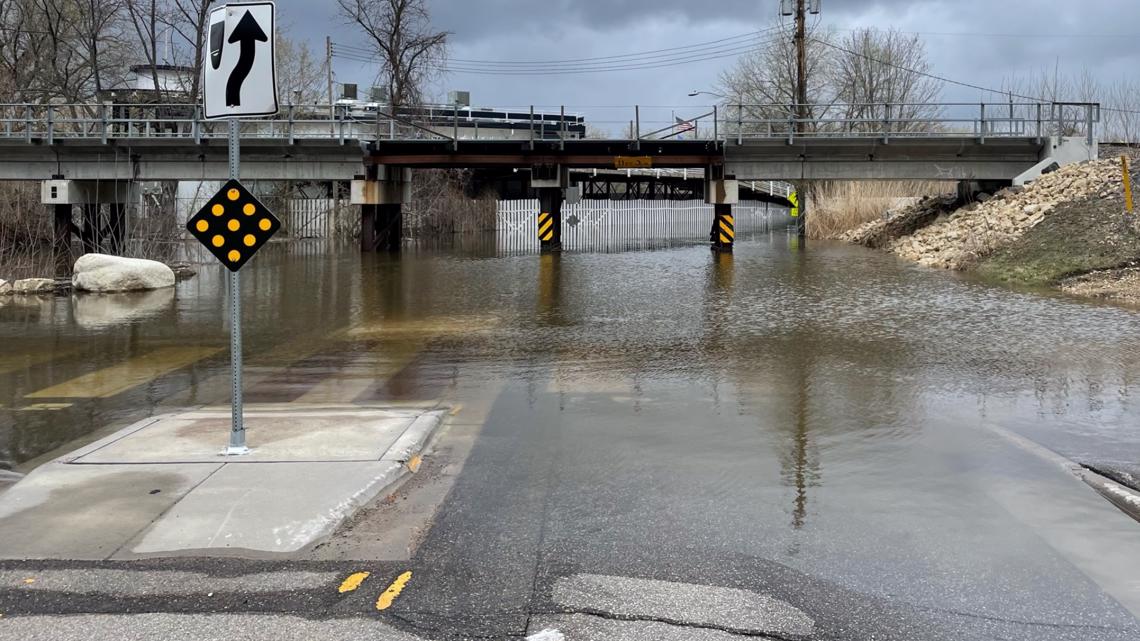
[124,0,165,101]
[160,0,209,102]
[829,28,942,132]
[69,0,127,96]
[337,0,447,107]
[277,29,328,105]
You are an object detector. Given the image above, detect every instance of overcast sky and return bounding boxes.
[281,0,1138,128]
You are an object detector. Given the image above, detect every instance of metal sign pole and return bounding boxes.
[227,116,247,455]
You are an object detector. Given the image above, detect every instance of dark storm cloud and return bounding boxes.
[282,1,1140,112]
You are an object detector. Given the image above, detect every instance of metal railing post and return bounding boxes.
[560,105,565,150]
[713,105,718,141]
[529,105,534,150]
[1036,103,1042,142]
[1087,103,1095,147]
[883,103,890,144]
[737,101,742,145]
[46,106,54,145]
[452,103,459,150]
[288,104,295,145]
[634,105,641,149]
[100,103,108,144]
[787,107,794,145]
[979,102,986,144]
[338,105,345,145]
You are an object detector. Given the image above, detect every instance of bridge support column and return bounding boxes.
[537,187,562,252]
[711,204,735,252]
[42,179,131,277]
[52,204,72,279]
[352,167,411,253]
[704,168,738,252]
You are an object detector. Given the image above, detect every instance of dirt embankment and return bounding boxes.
[842,156,1140,302]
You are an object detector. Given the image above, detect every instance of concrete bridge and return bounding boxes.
[0,101,1099,264]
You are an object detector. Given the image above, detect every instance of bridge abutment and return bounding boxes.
[41,179,132,277]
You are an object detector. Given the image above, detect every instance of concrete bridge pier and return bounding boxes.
[41,179,130,277]
[532,164,568,252]
[352,167,411,252]
[705,168,738,253]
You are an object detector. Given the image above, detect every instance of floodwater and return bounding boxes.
[3,228,1140,476]
[6,223,1140,636]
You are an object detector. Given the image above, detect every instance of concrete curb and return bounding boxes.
[382,410,448,464]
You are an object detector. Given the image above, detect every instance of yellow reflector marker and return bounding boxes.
[195,220,209,232]
[338,572,370,594]
[259,218,271,231]
[227,188,240,201]
[211,204,224,216]
[211,235,225,248]
[243,234,257,247]
[375,571,412,610]
[228,249,241,262]
[227,219,240,232]
[243,203,256,215]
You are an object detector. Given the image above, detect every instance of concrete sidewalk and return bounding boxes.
[0,405,444,560]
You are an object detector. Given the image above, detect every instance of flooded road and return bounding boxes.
[3,231,1140,638]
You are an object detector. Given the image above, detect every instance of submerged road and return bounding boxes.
[3,233,1140,639]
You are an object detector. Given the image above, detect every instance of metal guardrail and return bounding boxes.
[0,101,1101,147]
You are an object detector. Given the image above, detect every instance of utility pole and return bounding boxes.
[794,0,807,134]
[326,36,334,116]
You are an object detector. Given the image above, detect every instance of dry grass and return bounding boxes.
[806,180,953,239]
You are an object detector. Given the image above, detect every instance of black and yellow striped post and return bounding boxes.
[710,203,734,252]
[537,187,562,251]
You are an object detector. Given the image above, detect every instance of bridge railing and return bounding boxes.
[714,101,1100,145]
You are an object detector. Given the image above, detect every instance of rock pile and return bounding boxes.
[887,159,1123,270]
[840,194,959,249]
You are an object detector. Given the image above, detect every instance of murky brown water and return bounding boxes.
[3,230,1140,476]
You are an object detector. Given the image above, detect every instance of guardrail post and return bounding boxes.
[634,105,640,149]
[560,105,565,150]
[979,102,986,144]
[737,101,742,145]
[787,108,794,145]
[713,105,718,141]
[288,104,295,145]
[46,106,54,145]
[338,105,345,145]
[100,103,108,144]
[883,103,891,144]
[24,105,32,143]
[1087,103,1094,147]
[452,103,459,150]
[529,105,534,150]
[1036,103,1042,142]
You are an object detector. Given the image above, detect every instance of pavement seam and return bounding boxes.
[522,427,563,637]
[548,609,791,640]
[104,461,228,560]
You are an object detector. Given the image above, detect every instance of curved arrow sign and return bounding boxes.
[203,2,278,119]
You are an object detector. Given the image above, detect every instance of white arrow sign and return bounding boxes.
[203,1,277,120]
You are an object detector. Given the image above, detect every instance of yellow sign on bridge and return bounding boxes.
[614,156,653,169]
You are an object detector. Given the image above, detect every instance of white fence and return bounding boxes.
[496,199,782,253]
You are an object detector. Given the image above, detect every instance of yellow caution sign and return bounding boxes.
[788,190,800,218]
[186,179,281,271]
[614,156,652,169]
[717,213,735,245]
[537,211,554,242]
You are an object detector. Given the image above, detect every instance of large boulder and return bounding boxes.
[12,278,55,294]
[0,279,11,295]
[72,254,175,293]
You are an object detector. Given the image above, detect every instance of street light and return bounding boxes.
[688,90,727,98]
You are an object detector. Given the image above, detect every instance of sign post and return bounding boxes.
[194,2,279,455]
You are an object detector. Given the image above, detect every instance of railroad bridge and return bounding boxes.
[0,101,1099,268]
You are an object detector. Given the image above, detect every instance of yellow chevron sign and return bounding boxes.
[788,190,800,217]
[538,212,554,241]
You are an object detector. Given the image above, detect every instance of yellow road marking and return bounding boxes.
[406,455,423,473]
[19,402,72,411]
[25,346,223,399]
[22,578,34,585]
[338,572,371,593]
[375,571,412,610]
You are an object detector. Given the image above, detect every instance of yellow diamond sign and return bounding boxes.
[186,179,281,271]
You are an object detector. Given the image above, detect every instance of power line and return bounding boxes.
[810,36,1140,115]
[332,39,777,75]
[333,27,780,67]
